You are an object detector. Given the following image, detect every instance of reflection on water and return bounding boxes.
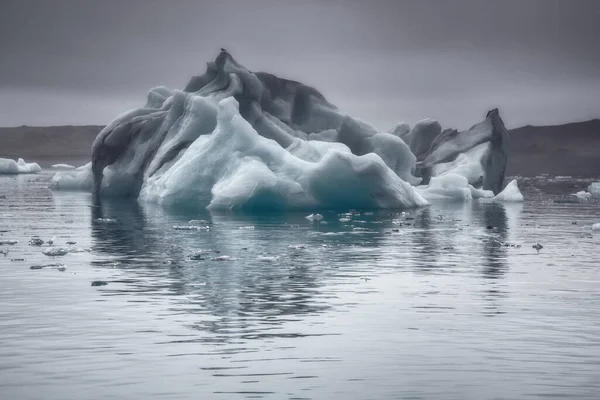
[1,171,600,400]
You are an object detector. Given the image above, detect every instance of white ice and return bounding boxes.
[0,158,41,174]
[588,182,600,198]
[489,179,524,202]
[51,164,76,169]
[572,191,592,200]
[138,98,429,210]
[416,173,494,201]
[50,163,93,191]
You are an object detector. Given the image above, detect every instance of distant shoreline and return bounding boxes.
[1,120,599,176]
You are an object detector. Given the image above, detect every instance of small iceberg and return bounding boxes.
[489,179,524,202]
[572,191,592,201]
[305,213,324,221]
[42,247,69,256]
[0,157,41,174]
[51,164,76,169]
[50,163,93,191]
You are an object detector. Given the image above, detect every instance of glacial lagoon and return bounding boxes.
[1,171,599,400]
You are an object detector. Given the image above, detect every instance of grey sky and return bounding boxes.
[1,0,599,130]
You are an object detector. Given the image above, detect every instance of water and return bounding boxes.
[1,171,600,400]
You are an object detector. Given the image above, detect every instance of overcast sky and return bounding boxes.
[1,0,599,130]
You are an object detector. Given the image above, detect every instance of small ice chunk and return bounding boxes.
[490,179,524,202]
[0,240,18,245]
[213,255,234,261]
[572,191,591,200]
[592,223,600,231]
[257,255,279,262]
[305,213,323,221]
[339,217,351,222]
[29,238,44,246]
[68,247,90,253]
[188,219,210,225]
[238,226,255,230]
[50,163,92,191]
[173,225,210,231]
[51,164,76,169]
[0,157,41,174]
[43,247,69,256]
[96,218,117,223]
[288,244,307,250]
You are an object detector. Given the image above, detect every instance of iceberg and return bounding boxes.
[0,157,41,174]
[52,50,511,210]
[588,182,600,198]
[49,163,93,191]
[489,179,524,202]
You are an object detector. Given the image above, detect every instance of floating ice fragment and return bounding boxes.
[50,163,93,191]
[257,255,279,262]
[173,225,210,231]
[339,217,351,222]
[288,244,307,250]
[305,213,324,221]
[592,223,600,232]
[238,226,255,230]
[51,164,76,169]
[490,179,524,202]
[42,247,69,256]
[188,219,210,225]
[213,255,234,261]
[96,218,117,223]
[29,238,44,246]
[572,191,592,200]
[0,157,41,174]
[0,240,18,245]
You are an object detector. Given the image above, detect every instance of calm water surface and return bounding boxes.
[1,171,599,400]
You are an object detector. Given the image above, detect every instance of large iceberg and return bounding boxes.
[53,51,512,210]
[0,157,41,174]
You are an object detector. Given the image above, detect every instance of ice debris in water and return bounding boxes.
[91,281,108,287]
[95,218,117,223]
[339,217,351,222]
[189,249,220,260]
[188,219,210,225]
[572,191,592,200]
[288,244,307,250]
[592,223,600,231]
[489,179,524,202]
[30,263,65,270]
[0,240,18,245]
[173,225,210,231]
[305,213,324,221]
[213,255,234,261]
[238,226,255,230]
[43,247,69,256]
[257,255,279,262]
[29,238,44,246]
[42,246,90,256]
[0,157,41,174]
